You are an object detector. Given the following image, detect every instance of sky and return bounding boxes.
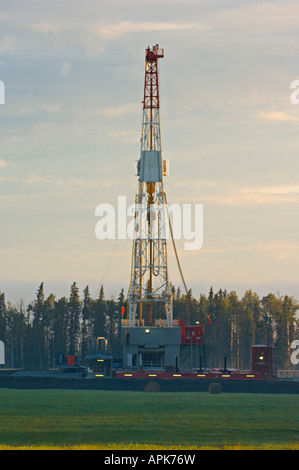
[0,0,299,305]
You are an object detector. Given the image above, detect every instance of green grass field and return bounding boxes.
[0,388,298,450]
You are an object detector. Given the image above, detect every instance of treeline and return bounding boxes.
[0,283,298,370]
[0,282,125,369]
[188,287,298,370]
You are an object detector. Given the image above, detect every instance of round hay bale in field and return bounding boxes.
[144,381,160,392]
[209,383,221,394]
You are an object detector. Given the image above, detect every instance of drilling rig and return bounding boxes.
[127,44,172,328]
[96,45,278,382]
[121,45,203,372]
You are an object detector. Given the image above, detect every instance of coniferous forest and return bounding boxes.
[0,282,298,371]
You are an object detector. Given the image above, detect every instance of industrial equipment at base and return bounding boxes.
[84,333,277,381]
[121,319,204,372]
[85,336,113,378]
[116,344,278,381]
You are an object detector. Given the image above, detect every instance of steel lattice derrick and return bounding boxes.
[128,44,172,328]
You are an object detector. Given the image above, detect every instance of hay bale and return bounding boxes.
[209,383,221,394]
[144,381,160,392]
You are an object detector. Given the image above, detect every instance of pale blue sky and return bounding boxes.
[0,0,299,304]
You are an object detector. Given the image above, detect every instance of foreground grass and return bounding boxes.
[0,389,298,449]
[0,443,299,450]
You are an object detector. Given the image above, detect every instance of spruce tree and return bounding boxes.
[0,293,7,344]
[68,282,81,357]
[53,297,69,361]
[82,286,92,360]
[31,282,46,368]
[92,285,106,339]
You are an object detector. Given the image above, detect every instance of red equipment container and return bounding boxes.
[181,325,204,346]
[67,355,76,367]
[251,345,277,380]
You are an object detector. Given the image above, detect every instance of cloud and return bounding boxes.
[103,103,137,117]
[0,35,16,54]
[83,20,210,56]
[0,160,7,167]
[39,103,62,113]
[170,179,299,206]
[206,1,299,35]
[29,22,68,34]
[107,130,138,143]
[0,174,92,185]
[200,185,299,206]
[3,102,62,116]
[245,242,299,261]
[257,111,299,122]
[60,61,71,76]
[26,20,210,57]
[95,21,210,41]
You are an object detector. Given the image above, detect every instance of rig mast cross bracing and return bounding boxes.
[128,44,173,328]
